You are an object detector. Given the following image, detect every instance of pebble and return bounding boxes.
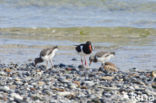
[100,76,114,81]
[11,93,23,101]
[57,92,74,96]
[0,63,155,103]
[152,71,156,78]
[83,81,95,87]
[38,81,45,86]
[71,58,77,61]
[0,71,7,76]
[59,63,66,68]
[78,65,85,69]
[0,86,10,92]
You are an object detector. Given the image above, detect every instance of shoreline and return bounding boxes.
[0,63,155,103]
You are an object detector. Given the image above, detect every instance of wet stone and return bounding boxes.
[59,63,66,68]
[78,65,85,70]
[71,58,77,61]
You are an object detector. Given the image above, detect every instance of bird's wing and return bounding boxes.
[40,48,51,57]
[40,46,58,57]
[95,51,108,57]
[47,47,58,55]
[75,44,84,52]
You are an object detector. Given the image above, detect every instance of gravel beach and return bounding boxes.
[0,63,155,103]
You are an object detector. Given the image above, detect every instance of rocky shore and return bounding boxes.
[0,63,155,103]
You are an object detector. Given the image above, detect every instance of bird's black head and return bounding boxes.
[53,45,58,49]
[34,57,43,66]
[86,41,91,45]
[86,41,94,52]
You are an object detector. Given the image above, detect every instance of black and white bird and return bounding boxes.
[89,51,115,66]
[75,41,93,66]
[34,46,58,68]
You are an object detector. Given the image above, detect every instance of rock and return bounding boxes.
[73,81,80,87]
[11,93,23,101]
[0,62,156,103]
[36,71,43,76]
[59,63,66,68]
[66,67,75,71]
[100,76,114,81]
[42,89,51,95]
[80,86,88,89]
[65,94,76,99]
[9,85,16,90]
[4,68,11,73]
[128,68,137,72]
[53,64,59,68]
[78,65,85,69]
[89,98,101,103]
[97,86,119,91]
[0,86,10,92]
[103,62,118,72]
[71,58,77,61]
[38,81,45,86]
[68,83,77,89]
[58,77,69,83]
[152,82,156,89]
[15,77,21,81]
[53,88,65,92]
[84,81,95,87]
[152,71,156,78]
[0,71,7,76]
[103,92,112,97]
[121,92,129,100]
[57,92,74,96]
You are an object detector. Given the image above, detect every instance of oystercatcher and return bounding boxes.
[34,46,58,68]
[75,41,93,66]
[89,51,115,66]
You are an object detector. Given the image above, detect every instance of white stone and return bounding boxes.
[57,92,73,96]
[11,93,23,101]
[84,81,95,86]
[0,86,10,92]
[0,71,6,76]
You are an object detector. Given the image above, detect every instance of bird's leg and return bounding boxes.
[50,59,53,68]
[46,61,48,69]
[81,56,84,66]
[84,56,87,66]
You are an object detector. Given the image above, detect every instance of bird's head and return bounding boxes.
[86,41,94,52]
[86,41,91,45]
[89,55,94,66]
[34,57,43,66]
[54,45,58,49]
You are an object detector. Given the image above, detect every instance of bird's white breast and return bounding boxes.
[50,48,58,58]
[41,48,58,61]
[97,54,114,62]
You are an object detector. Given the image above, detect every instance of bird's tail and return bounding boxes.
[74,45,79,46]
[111,52,115,55]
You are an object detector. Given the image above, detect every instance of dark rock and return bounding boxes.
[53,65,59,68]
[88,98,101,103]
[72,58,77,61]
[78,65,85,70]
[59,63,66,68]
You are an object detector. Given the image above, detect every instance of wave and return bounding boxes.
[1,0,156,12]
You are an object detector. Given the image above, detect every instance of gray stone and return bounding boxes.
[0,86,10,92]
